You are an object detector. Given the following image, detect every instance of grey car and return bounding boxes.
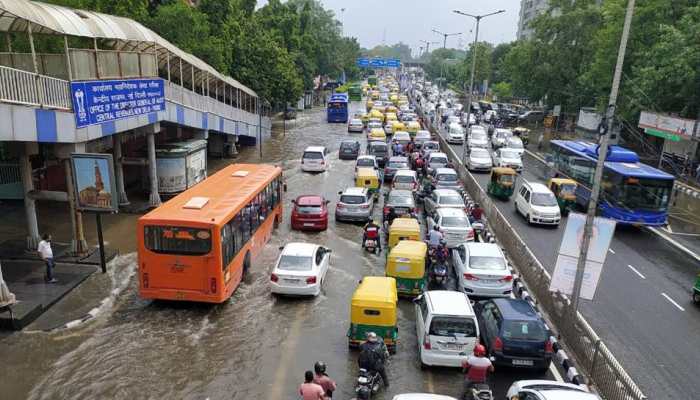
[424,188,466,215]
[339,140,360,160]
[335,187,374,222]
[431,167,462,192]
[384,156,410,181]
[383,189,416,222]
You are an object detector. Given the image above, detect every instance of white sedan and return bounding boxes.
[270,243,331,296]
[506,380,600,400]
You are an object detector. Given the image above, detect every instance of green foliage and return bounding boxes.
[492,82,513,100]
[364,43,413,61]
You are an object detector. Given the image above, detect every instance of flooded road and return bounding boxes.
[0,103,547,400]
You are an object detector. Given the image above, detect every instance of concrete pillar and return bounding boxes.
[63,159,88,255]
[193,129,209,141]
[112,134,129,206]
[19,143,40,250]
[146,130,162,207]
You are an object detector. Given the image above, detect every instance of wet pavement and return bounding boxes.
[0,103,553,400]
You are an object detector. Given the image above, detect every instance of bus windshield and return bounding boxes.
[620,178,673,211]
[144,226,212,255]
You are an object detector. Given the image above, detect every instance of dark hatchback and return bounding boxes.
[367,141,389,167]
[339,140,360,160]
[473,298,553,371]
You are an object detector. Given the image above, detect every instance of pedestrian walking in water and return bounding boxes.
[37,234,57,283]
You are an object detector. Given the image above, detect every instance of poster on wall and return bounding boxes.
[156,158,187,193]
[70,153,118,213]
[71,78,165,129]
[186,148,207,187]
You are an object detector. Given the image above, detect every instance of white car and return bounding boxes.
[301,146,329,172]
[506,136,525,156]
[506,380,600,400]
[483,109,497,123]
[467,130,490,150]
[515,181,561,225]
[426,152,449,174]
[415,291,479,368]
[393,131,411,146]
[461,113,476,126]
[446,123,465,144]
[446,115,460,126]
[493,128,513,148]
[452,242,513,297]
[392,395,457,400]
[348,118,364,133]
[414,130,432,148]
[466,148,493,172]
[423,189,465,214]
[426,208,474,247]
[392,170,418,191]
[270,243,331,296]
[493,148,523,172]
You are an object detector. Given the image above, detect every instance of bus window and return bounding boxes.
[221,223,236,270]
[240,206,252,243]
[145,226,212,255]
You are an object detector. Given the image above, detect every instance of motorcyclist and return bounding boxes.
[461,344,494,400]
[384,207,398,227]
[431,239,449,263]
[313,361,336,399]
[363,220,382,252]
[358,332,390,387]
[470,203,484,222]
[428,225,444,249]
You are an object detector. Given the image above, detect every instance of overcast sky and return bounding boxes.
[319,0,522,54]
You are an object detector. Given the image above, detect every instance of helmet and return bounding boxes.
[314,361,327,374]
[356,385,371,400]
[366,332,378,342]
[433,225,440,231]
[474,344,487,357]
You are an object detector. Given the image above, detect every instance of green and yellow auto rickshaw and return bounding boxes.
[348,276,399,353]
[487,167,517,200]
[548,178,577,214]
[387,218,421,250]
[385,240,428,297]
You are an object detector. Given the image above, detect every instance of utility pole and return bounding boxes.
[454,9,505,162]
[420,40,439,56]
[570,0,636,313]
[432,28,462,49]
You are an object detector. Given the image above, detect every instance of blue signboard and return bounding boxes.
[386,59,401,68]
[369,58,386,68]
[71,78,166,128]
[356,58,369,67]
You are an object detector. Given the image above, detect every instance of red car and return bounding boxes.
[291,195,329,231]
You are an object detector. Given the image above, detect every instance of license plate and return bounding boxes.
[512,359,533,366]
[395,209,407,215]
[283,278,300,284]
[303,223,315,227]
[445,343,463,350]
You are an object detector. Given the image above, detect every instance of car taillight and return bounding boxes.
[360,203,370,209]
[494,337,503,352]
[337,203,345,209]
[142,272,149,289]
[270,273,279,282]
[383,206,389,214]
[423,333,432,350]
[499,275,513,283]
[210,277,217,294]
[306,276,317,284]
[466,229,474,239]
[463,273,479,281]
[545,338,554,354]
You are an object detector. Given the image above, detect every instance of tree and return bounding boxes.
[492,82,513,100]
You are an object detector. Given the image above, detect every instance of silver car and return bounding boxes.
[492,128,513,149]
[426,208,475,248]
[384,189,416,220]
[348,118,364,133]
[431,167,462,192]
[335,187,374,222]
[466,148,493,172]
[467,130,490,150]
[424,188,466,215]
[493,148,523,172]
[452,242,513,297]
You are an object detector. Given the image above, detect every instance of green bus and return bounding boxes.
[348,84,362,101]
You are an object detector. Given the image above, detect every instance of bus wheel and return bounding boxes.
[243,252,251,280]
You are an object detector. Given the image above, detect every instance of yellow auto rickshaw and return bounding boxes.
[366,99,374,112]
[548,178,577,214]
[487,167,517,199]
[390,94,399,105]
[385,113,398,124]
[391,121,407,133]
[385,105,398,115]
[368,128,387,141]
[387,218,421,249]
[369,108,385,122]
[348,276,398,353]
[406,121,421,136]
[356,167,381,196]
[385,240,428,296]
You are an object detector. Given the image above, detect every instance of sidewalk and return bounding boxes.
[0,240,117,330]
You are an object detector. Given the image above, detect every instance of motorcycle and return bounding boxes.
[429,258,448,288]
[465,383,493,400]
[355,368,382,399]
[363,237,379,254]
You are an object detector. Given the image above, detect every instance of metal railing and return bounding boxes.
[0,65,71,110]
[420,109,647,400]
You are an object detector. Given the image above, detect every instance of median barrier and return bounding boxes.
[416,105,646,400]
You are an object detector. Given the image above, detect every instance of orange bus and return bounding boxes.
[137,163,283,303]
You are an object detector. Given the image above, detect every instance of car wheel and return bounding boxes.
[526,213,532,224]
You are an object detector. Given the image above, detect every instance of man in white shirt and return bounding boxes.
[37,234,57,283]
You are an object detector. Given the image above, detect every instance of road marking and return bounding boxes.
[648,227,700,263]
[661,293,686,312]
[269,306,306,399]
[608,248,615,254]
[626,264,646,279]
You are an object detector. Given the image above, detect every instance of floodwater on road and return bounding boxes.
[0,104,471,400]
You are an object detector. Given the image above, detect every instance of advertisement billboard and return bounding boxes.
[70,153,118,213]
[638,111,696,140]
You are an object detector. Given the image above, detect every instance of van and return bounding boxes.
[514,181,561,225]
[301,146,329,172]
[414,290,479,367]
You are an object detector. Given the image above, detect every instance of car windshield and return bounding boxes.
[437,173,458,182]
[502,320,547,341]
[296,204,322,214]
[441,216,469,227]
[388,193,414,206]
[508,140,524,149]
[394,175,415,183]
[430,157,448,165]
[471,149,490,158]
[439,195,463,205]
[303,151,323,160]
[357,159,375,167]
[341,142,357,150]
[500,150,520,159]
[429,316,476,337]
[277,255,313,271]
[469,255,507,270]
[471,132,487,140]
[424,143,438,149]
[340,195,366,204]
[388,161,408,169]
[560,183,576,195]
[350,119,362,124]
[531,192,558,207]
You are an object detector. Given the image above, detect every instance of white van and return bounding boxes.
[415,290,479,367]
[515,181,561,225]
[301,146,329,172]
[447,122,465,144]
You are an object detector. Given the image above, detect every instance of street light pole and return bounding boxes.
[432,28,462,49]
[453,9,505,162]
[570,0,636,313]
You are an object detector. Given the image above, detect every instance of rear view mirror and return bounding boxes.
[278,246,285,251]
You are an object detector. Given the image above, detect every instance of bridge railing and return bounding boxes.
[0,65,71,110]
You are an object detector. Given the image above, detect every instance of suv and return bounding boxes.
[339,140,360,160]
[367,141,389,167]
[474,298,553,371]
[426,208,474,247]
[301,146,329,172]
[415,290,479,368]
[335,187,374,222]
[515,182,561,225]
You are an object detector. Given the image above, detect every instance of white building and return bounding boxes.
[517,0,550,40]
